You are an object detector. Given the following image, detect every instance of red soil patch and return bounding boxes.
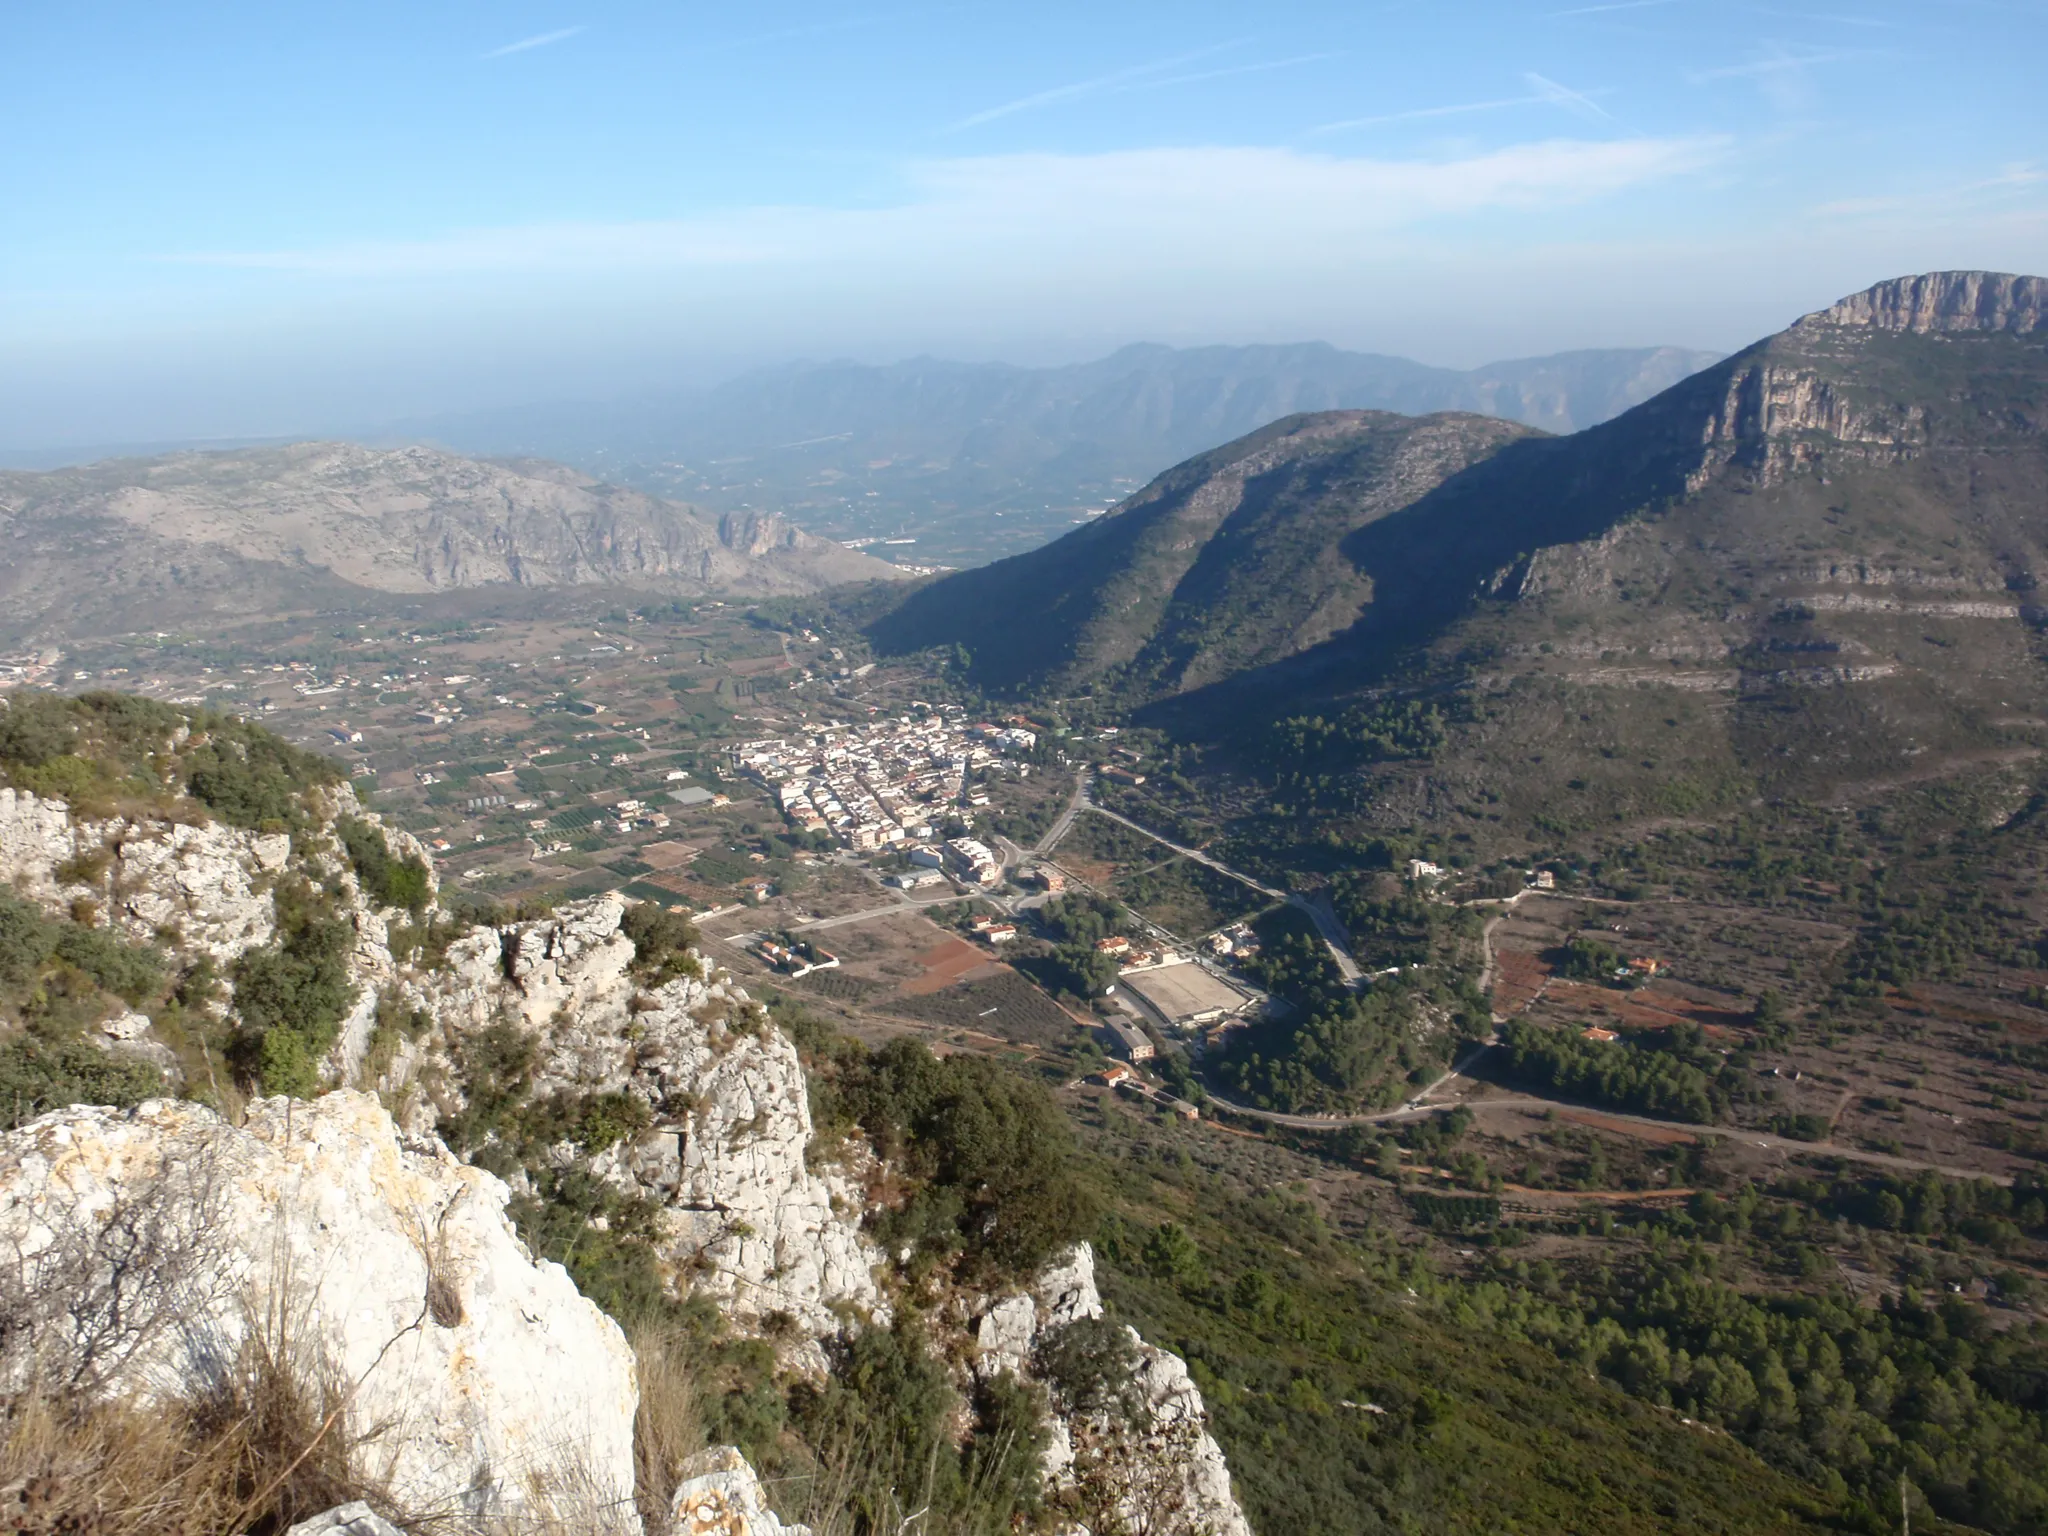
[1050,856,1117,885]
[900,937,1004,996]
[1556,1109,1698,1145]
[1491,949,1550,1016]
[1539,980,1750,1039]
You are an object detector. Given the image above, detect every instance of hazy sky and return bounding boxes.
[4,0,2044,446]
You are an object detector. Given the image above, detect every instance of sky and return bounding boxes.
[3,0,2045,447]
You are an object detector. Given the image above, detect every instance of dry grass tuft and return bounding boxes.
[627,1322,704,1532]
[0,1324,366,1536]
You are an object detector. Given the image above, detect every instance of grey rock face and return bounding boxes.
[285,1503,410,1536]
[0,1094,640,1526]
[1807,270,2046,335]
[409,896,890,1336]
[970,1246,1253,1536]
[670,1445,813,1534]
[0,442,905,644]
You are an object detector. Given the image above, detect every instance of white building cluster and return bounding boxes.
[731,713,1039,854]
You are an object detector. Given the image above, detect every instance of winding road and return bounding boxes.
[1062,781,1365,979]
[1198,1084,2013,1184]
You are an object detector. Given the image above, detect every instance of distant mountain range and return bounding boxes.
[385,342,1720,568]
[0,442,900,644]
[870,271,2048,818]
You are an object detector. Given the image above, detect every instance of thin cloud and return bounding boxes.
[1686,47,1860,81]
[1524,71,1615,121]
[482,26,585,60]
[160,137,1730,277]
[1968,162,2046,189]
[1124,53,1339,95]
[1309,93,1551,135]
[1748,7,1895,23]
[1547,0,1680,16]
[946,42,1246,130]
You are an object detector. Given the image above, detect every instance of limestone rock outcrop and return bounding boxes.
[408,896,888,1336]
[1804,270,2046,335]
[670,1446,812,1535]
[971,1245,1253,1536]
[0,786,288,959]
[0,1093,639,1528]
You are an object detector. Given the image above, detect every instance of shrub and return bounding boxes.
[183,717,340,830]
[827,1037,1098,1272]
[229,879,357,1096]
[1033,1316,1144,1422]
[621,902,702,985]
[0,891,57,989]
[335,816,431,917]
[51,924,166,1006]
[0,1032,166,1130]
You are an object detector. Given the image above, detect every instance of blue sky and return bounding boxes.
[3,0,2045,445]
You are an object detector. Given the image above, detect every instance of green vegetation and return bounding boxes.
[0,1031,165,1131]
[1212,906,1488,1113]
[335,815,431,916]
[0,887,176,1128]
[183,718,341,830]
[1080,1098,1847,1535]
[1498,1019,1729,1124]
[1462,1237,2048,1532]
[621,902,703,985]
[791,1322,1048,1535]
[0,691,340,830]
[810,1033,1098,1275]
[1262,699,1452,817]
[228,877,357,1098]
[1014,892,1129,1000]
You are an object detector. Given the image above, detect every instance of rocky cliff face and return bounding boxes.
[0,443,904,645]
[969,1246,1251,1536]
[0,1092,639,1527]
[1801,270,2046,335]
[0,763,1251,1534]
[0,780,419,1089]
[403,895,890,1339]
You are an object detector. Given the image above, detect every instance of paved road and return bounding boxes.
[789,890,1002,932]
[1201,1078,2013,1184]
[1083,796,1285,900]
[1288,893,1364,984]
[1036,771,1092,855]
[1078,792,1374,980]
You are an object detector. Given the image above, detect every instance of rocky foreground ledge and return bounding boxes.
[0,1085,1249,1534]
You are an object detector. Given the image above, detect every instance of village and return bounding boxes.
[728,708,1040,854]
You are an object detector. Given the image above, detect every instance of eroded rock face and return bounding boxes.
[0,788,285,959]
[411,896,889,1336]
[0,1093,639,1528]
[1805,271,2046,335]
[670,1446,812,1535]
[971,1246,1253,1536]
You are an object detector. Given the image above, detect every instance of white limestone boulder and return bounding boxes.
[0,1092,639,1529]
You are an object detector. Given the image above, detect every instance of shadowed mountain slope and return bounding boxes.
[384,341,1716,568]
[873,271,2048,815]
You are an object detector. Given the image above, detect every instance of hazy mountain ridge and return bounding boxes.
[871,271,2048,812]
[0,441,900,643]
[868,409,1539,696]
[385,341,1717,567]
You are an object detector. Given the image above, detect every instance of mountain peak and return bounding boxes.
[1801,270,2046,336]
